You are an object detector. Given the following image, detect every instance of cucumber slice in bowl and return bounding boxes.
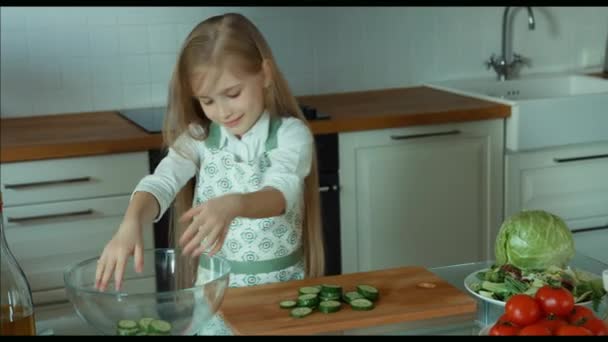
[148,319,172,335]
[138,317,155,332]
[116,319,138,335]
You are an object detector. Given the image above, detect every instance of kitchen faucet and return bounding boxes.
[486,7,536,81]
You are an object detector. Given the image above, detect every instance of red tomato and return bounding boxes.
[568,305,596,324]
[535,285,574,317]
[578,317,608,336]
[505,294,542,326]
[555,325,593,336]
[537,314,568,334]
[489,321,520,336]
[518,323,552,336]
[496,314,518,326]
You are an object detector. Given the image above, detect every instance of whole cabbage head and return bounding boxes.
[495,210,575,270]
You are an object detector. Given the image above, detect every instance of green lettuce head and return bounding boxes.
[495,210,575,270]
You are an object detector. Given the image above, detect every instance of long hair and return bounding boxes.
[163,13,325,281]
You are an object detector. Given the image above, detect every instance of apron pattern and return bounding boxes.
[192,117,306,335]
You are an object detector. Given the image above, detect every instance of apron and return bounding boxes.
[191,116,306,335]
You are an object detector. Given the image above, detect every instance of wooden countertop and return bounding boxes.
[0,86,509,163]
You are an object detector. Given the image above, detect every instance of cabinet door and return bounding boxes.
[3,195,155,305]
[339,119,504,273]
[505,141,608,230]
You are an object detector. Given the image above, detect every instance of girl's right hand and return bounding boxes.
[95,219,145,292]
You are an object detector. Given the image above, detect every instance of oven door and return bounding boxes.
[319,172,341,275]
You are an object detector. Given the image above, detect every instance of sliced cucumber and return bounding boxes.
[299,286,321,296]
[320,284,342,295]
[135,331,148,336]
[318,300,341,314]
[319,292,341,301]
[138,317,155,332]
[117,327,139,336]
[297,293,319,308]
[350,298,375,311]
[117,319,138,330]
[279,300,297,309]
[356,284,379,301]
[290,307,313,318]
[343,291,364,304]
[148,319,172,335]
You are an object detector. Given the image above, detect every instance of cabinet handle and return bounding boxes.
[319,185,340,192]
[553,154,608,163]
[390,129,461,140]
[7,209,95,223]
[4,176,93,190]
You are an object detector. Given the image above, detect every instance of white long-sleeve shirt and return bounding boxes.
[133,112,314,221]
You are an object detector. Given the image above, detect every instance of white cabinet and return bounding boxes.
[505,141,608,230]
[339,119,504,273]
[1,152,153,305]
[505,141,608,265]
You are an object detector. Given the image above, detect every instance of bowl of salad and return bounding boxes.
[465,210,607,311]
[464,263,606,310]
[64,248,231,335]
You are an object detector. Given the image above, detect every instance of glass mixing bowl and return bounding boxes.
[63,248,231,335]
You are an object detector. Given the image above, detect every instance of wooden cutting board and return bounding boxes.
[219,266,477,335]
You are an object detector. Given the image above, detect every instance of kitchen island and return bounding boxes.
[35,252,607,335]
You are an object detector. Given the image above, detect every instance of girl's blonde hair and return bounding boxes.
[163,13,325,281]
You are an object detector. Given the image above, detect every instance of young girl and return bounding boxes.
[94,12,325,334]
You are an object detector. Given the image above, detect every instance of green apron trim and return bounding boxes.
[204,115,283,151]
[264,116,282,151]
[224,248,303,275]
[204,122,222,149]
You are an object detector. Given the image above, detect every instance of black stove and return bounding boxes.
[118,104,329,134]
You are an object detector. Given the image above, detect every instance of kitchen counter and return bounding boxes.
[0,86,510,163]
[34,252,607,335]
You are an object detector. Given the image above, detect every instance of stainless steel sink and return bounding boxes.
[427,73,608,152]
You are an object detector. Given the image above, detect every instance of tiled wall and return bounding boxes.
[1,6,606,117]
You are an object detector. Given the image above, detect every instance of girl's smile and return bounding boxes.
[223,114,244,128]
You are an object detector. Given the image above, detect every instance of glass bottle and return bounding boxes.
[1,191,37,335]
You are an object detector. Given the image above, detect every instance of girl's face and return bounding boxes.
[192,61,269,137]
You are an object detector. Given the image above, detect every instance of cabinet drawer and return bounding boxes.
[506,142,608,230]
[1,152,149,206]
[3,195,154,304]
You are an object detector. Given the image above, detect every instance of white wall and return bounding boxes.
[1,6,606,117]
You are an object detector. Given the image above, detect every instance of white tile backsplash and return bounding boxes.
[119,25,149,55]
[120,55,150,85]
[28,56,62,90]
[60,57,92,89]
[147,25,178,54]
[91,85,124,111]
[149,53,176,84]
[1,6,607,117]
[1,30,28,63]
[88,27,120,56]
[0,7,27,31]
[90,56,122,87]
[123,84,151,108]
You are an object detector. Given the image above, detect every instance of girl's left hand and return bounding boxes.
[179,194,242,257]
